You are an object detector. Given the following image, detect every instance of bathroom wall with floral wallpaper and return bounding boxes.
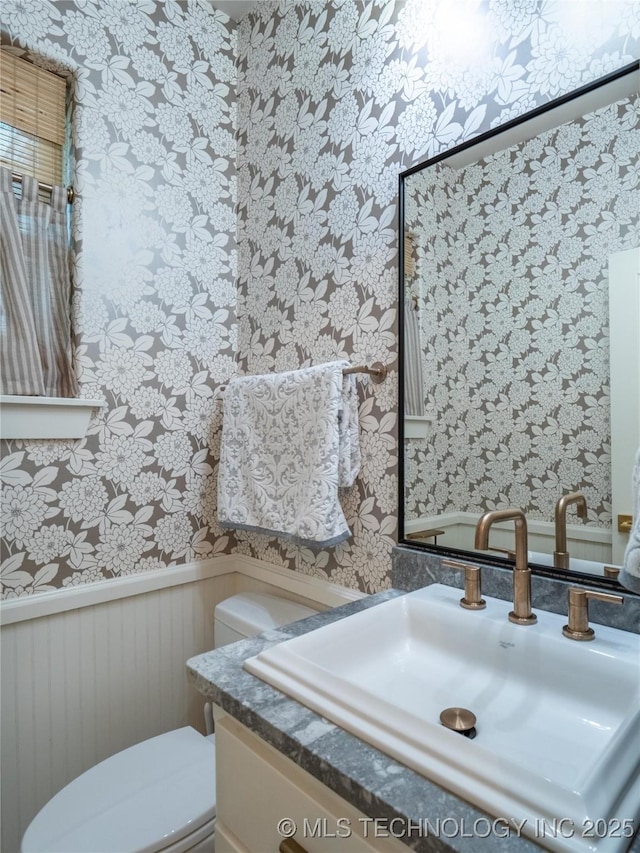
[231,0,639,591]
[404,95,638,531]
[1,0,638,598]
[0,0,239,597]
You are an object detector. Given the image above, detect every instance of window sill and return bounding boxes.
[0,395,105,439]
[404,414,433,439]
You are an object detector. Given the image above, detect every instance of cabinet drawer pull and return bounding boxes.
[279,839,308,853]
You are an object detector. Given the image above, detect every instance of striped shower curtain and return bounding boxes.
[0,167,77,397]
[403,298,425,417]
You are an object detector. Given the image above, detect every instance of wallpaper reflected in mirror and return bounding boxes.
[401,64,639,586]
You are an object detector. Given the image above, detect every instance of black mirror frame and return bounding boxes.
[397,60,640,595]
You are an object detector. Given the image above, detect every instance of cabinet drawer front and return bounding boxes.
[217,715,406,853]
[215,821,250,853]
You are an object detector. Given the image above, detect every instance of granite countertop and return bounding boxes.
[187,590,549,853]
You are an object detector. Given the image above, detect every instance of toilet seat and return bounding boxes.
[21,727,216,853]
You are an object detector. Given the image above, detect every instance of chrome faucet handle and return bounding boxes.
[442,559,486,610]
[562,587,623,641]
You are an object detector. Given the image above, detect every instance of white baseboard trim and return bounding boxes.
[0,555,364,626]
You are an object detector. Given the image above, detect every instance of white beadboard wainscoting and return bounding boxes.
[405,512,613,564]
[0,556,364,853]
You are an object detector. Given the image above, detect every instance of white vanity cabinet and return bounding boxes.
[214,711,408,853]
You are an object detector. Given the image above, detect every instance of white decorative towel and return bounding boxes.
[217,361,360,548]
[619,448,640,593]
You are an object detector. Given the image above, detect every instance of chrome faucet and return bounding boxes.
[554,492,587,570]
[475,508,537,625]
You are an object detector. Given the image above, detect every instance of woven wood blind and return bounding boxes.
[0,51,66,188]
[404,232,416,279]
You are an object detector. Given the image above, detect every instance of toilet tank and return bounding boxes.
[214,592,318,647]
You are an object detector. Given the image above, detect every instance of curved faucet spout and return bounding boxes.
[475,508,528,569]
[554,492,587,570]
[475,508,536,625]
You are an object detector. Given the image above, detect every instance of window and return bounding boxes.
[0,51,102,436]
[0,49,76,398]
[404,232,417,280]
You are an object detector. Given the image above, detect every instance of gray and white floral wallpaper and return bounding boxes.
[1,0,639,598]
[1,0,239,597]
[404,95,639,530]
[231,0,639,590]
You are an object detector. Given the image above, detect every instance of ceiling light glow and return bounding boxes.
[434,0,492,66]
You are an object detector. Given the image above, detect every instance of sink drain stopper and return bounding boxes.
[440,707,477,739]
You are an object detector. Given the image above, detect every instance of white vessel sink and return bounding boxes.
[245,584,640,853]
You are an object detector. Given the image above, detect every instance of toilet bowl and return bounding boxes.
[21,592,318,853]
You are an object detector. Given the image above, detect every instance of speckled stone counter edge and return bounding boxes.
[187,568,639,853]
[189,592,547,853]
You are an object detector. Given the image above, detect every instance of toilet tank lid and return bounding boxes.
[21,727,215,853]
[215,592,318,637]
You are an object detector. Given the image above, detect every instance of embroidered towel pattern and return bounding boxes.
[619,448,640,593]
[217,361,360,548]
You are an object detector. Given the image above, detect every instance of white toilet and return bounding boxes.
[21,592,318,853]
